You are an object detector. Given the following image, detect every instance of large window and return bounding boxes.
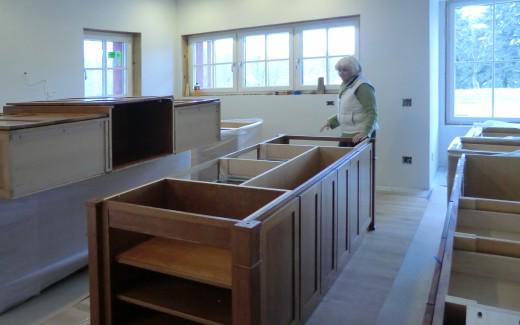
[83,31,133,97]
[447,0,520,123]
[187,17,359,94]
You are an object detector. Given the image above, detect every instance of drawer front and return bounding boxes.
[6,118,108,198]
[174,102,221,153]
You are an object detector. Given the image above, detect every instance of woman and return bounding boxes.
[320,56,378,145]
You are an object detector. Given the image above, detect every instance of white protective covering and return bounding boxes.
[0,152,191,313]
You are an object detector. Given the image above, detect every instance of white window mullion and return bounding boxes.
[102,40,107,96]
[491,3,496,119]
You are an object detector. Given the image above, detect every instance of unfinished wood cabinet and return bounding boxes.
[88,179,287,325]
[1,97,220,199]
[447,136,520,199]
[88,135,375,325]
[427,154,520,325]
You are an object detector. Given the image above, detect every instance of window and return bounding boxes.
[187,17,359,94]
[297,23,357,87]
[83,31,133,97]
[447,0,520,123]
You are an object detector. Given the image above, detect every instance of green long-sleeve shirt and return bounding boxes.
[327,78,377,136]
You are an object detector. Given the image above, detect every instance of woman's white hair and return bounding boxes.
[335,56,362,75]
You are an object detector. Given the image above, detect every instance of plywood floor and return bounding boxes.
[34,191,429,325]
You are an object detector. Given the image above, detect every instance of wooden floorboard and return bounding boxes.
[306,192,429,325]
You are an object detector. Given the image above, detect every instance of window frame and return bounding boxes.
[237,27,294,93]
[294,17,360,91]
[184,16,360,95]
[83,30,133,98]
[446,0,520,124]
[188,32,237,94]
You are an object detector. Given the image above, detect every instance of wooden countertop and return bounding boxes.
[6,96,173,106]
[0,113,107,130]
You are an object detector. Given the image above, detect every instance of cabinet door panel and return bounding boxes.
[174,102,221,153]
[349,157,361,254]
[299,183,321,321]
[359,147,372,232]
[261,198,300,325]
[337,160,350,271]
[320,171,338,294]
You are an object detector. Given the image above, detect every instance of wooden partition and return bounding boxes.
[88,136,375,325]
[218,159,281,184]
[447,136,520,199]
[463,155,520,201]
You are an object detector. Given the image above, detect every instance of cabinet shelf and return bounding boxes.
[117,270,231,325]
[117,237,232,288]
[118,302,201,325]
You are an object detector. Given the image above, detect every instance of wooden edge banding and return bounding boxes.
[3,105,113,115]
[426,166,464,324]
[86,199,105,325]
[454,233,520,258]
[460,136,520,146]
[232,221,261,325]
[459,196,520,214]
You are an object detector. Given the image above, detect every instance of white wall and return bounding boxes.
[0,0,177,110]
[429,0,440,182]
[174,0,434,190]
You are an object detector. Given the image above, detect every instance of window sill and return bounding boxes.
[187,90,338,97]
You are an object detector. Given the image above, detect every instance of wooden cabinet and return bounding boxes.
[349,153,362,253]
[427,154,520,324]
[299,182,321,321]
[320,171,338,294]
[173,99,221,153]
[358,145,373,233]
[336,160,351,271]
[447,136,520,199]
[88,135,376,325]
[0,115,108,199]
[260,198,300,325]
[0,97,221,199]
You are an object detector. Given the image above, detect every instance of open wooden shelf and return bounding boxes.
[117,237,232,288]
[449,250,520,312]
[450,272,520,312]
[117,302,201,325]
[117,271,231,325]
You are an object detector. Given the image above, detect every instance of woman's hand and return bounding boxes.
[320,122,330,132]
[353,132,367,143]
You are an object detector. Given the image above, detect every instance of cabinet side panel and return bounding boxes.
[261,198,300,325]
[0,132,10,198]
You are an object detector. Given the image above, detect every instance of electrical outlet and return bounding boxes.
[402,98,412,107]
[326,100,335,106]
[402,156,412,164]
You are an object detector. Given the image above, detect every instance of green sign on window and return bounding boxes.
[108,51,122,59]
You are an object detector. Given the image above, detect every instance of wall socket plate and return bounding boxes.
[402,156,413,164]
